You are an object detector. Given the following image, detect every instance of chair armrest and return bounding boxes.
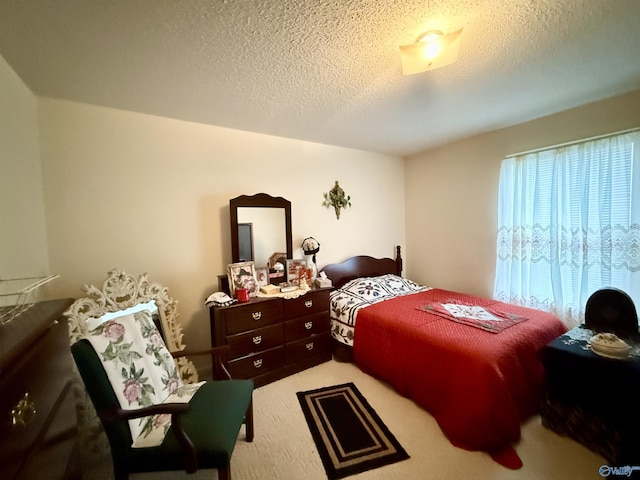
[171,345,228,358]
[171,345,233,380]
[101,402,198,473]
[100,402,190,422]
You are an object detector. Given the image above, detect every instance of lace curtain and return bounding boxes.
[493,130,640,327]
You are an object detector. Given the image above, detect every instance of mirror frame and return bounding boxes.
[230,193,293,264]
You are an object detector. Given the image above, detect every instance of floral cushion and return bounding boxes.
[85,308,203,448]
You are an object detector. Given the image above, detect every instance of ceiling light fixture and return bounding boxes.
[399,28,463,75]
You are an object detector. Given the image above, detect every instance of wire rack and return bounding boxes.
[0,275,59,325]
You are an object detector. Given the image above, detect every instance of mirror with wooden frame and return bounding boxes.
[230,193,293,269]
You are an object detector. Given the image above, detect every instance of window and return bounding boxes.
[493,130,640,327]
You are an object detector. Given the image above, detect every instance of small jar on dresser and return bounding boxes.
[209,287,332,387]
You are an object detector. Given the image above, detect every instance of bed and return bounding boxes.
[319,247,567,469]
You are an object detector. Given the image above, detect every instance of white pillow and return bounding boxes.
[86,300,158,331]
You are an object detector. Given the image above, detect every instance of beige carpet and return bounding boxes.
[85,359,606,480]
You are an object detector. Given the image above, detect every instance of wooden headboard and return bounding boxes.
[319,246,403,289]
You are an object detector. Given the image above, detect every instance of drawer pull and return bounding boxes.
[11,392,36,427]
[306,342,314,351]
[252,335,262,345]
[304,321,313,330]
[305,300,313,308]
[253,358,263,369]
[251,311,262,321]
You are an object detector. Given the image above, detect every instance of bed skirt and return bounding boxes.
[332,340,354,363]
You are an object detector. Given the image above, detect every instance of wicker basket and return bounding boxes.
[0,275,59,325]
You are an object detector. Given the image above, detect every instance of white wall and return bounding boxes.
[0,55,50,280]
[37,98,405,360]
[405,89,640,298]
[17,48,639,373]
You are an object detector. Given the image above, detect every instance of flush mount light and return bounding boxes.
[399,28,463,75]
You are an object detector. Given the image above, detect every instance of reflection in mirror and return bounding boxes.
[237,207,285,266]
[230,193,292,271]
[237,223,254,262]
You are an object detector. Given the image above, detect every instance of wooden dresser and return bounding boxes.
[210,288,332,387]
[0,298,79,480]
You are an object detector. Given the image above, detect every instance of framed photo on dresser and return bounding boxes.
[255,267,269,287]
[286,259,308,286]
[227,261,259,297]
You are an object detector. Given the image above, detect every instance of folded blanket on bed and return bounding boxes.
[417,301,528,333]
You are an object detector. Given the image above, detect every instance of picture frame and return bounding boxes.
[255,267,269,288]
[286,259,310,286]
[268,252,287,269]
[227,261,259,297]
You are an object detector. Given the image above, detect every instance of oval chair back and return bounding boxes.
[584,287,638,339]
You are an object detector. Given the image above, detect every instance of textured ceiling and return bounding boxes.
[1,0,639,156]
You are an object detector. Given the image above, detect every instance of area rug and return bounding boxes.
[297,382,409,480]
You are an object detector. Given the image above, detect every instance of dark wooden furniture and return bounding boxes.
[0,298,79,480]
[210,287,332,387]
[320,245,403,362]
[540,326,640,464]
[584,287,638,338]
[229,193,293,264]
[320,245,403,289]
[540,288,639,464]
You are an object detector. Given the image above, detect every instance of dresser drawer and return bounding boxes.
[16,381,78,480]
[224,300,283,335]
[228,346,285,379]
[284,313,330,343]
[286,333,331,364]
[227,324,283,358]
[283,290,330,318]
[210,289,332,387]
[0,319,73,480]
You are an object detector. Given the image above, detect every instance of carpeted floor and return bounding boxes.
[83,359,606,480]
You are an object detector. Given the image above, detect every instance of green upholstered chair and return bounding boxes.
[65,270,254,480]
[71,340,253,480]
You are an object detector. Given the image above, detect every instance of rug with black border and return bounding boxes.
[297,382,410,480]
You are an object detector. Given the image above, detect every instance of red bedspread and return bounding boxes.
[353,288,567,468]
